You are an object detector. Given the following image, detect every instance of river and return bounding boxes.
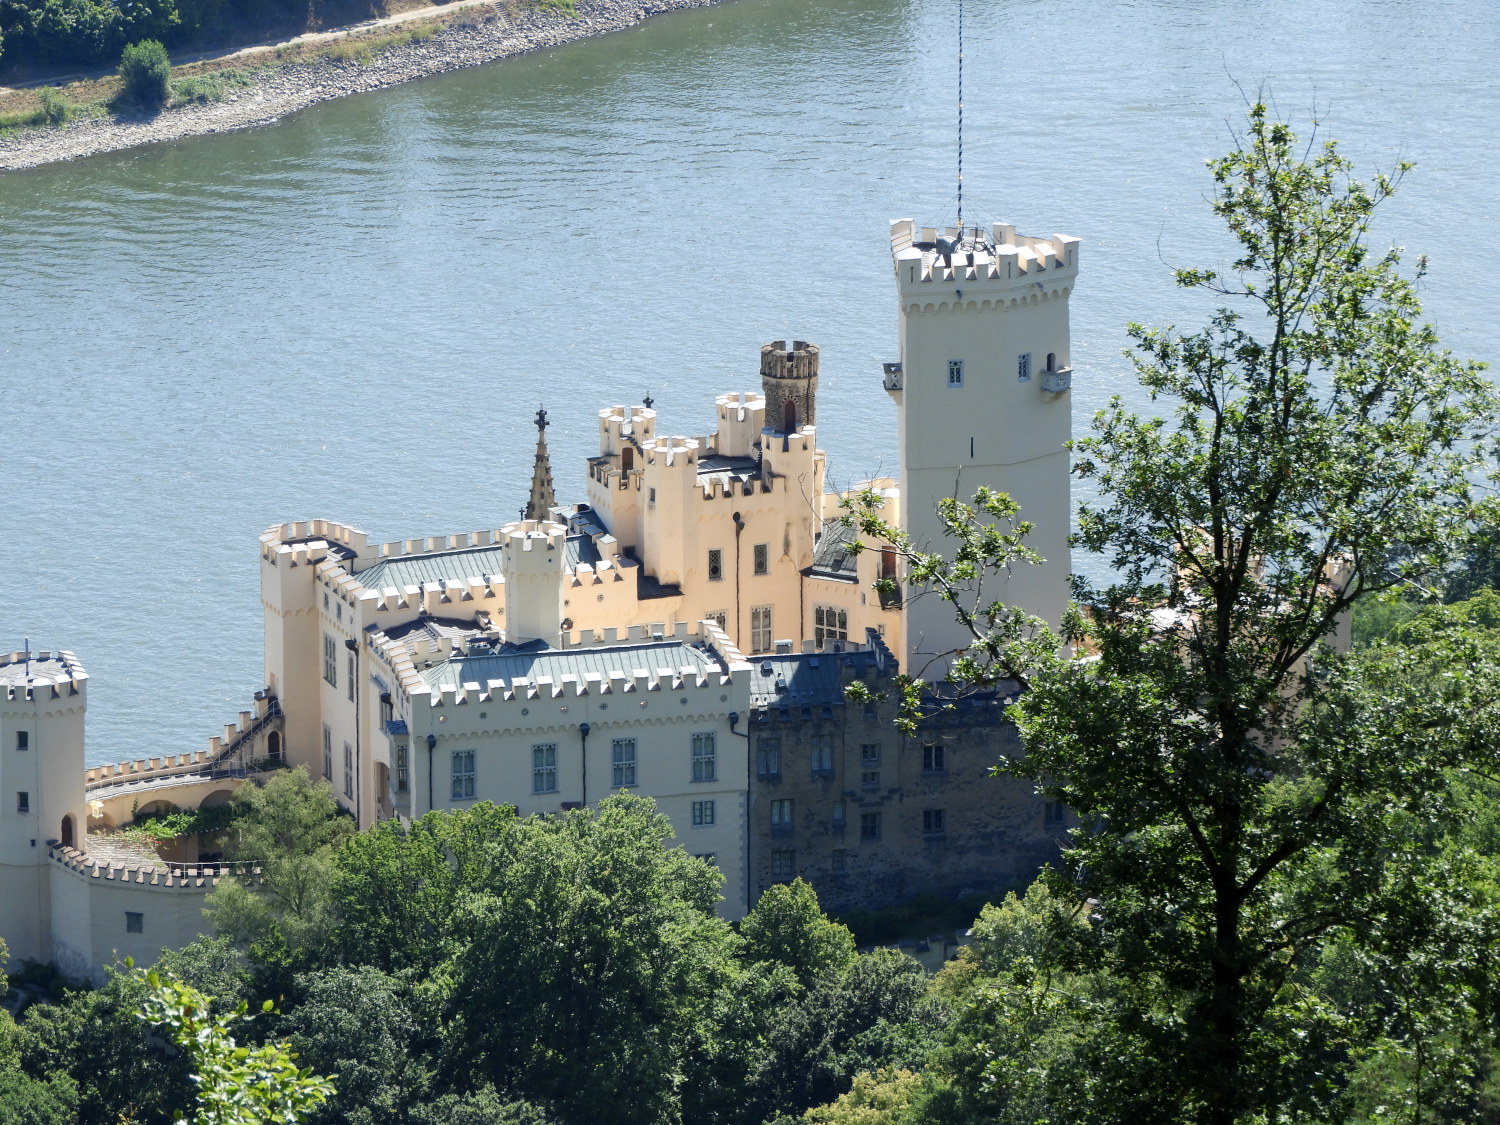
[0,0,1495,763]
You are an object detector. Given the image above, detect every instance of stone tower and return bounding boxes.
[0,648,88,967]
[760,340,818,434]
[501,520,568,645]
[887,220,1080,675]
[523,406,557,522]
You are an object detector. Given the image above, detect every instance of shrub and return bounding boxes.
[118,38,172,106]
[170,67,255,104]
[37,86,72,124]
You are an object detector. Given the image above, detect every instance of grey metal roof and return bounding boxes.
[421,639,727,691]
[382,616,485,644]
[806,521,858,581]
[748,649,881,708]
[353,534,602,591]
[697,454,759,479]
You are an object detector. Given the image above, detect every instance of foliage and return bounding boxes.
[740,878,858,987]
[123,801,242,846]
[138,968,334,1125]
[406,1086,561,1125]
[118,37,171,106]
[35,83,68,122]
[0,1068,77,1125]
[170,66,253,103]
[800,1068,921,1125]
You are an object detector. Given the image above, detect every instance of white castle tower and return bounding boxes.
[501,519,569,645]
[0,649,88,965]
[887,220,1080,675]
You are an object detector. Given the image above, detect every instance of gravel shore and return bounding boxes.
[0,0,728,171]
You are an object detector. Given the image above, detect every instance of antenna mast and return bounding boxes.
[956,0,964,232]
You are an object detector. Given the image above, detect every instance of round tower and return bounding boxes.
[500,520,569,645]
[0,649,88,967]
[760,340,819,434]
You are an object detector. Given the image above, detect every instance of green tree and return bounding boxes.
[739,879,857,987]
[117,37,171,105]
[138,968,334,1125]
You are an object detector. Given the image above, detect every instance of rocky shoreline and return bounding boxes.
[0,0,729,171]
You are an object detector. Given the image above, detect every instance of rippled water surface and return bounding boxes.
[1,0,1496,762]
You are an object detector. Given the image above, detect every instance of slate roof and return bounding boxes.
[748,648,883,709]
[420,639,727,691]
[806,521,859,582]
[352,535,602,590]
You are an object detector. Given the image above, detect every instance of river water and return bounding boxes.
[1,0,1496,764]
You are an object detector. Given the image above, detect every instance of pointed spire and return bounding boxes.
[524,406,556,522]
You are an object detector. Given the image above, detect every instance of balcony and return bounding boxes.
[882,362,903,394]
[1041,366,1073,394]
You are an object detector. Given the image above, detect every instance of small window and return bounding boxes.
[322,725,333,781]
[814,605,848,645]
[831,848,848,873]
[692,799,716,826]
[860,744,880,766]
[695,852,717,866]
[532,745,557,794]
[707,548,724,581]
[347,653,356,702]
[1046,352,1057,372]
[861,771,881,790]
[649,487,657,503]
[771,849,796,881]
[756,736,781,780]
[395,743,409,793]
[770,798,794,827]
[753,543,769,575]
[336,601,342,623]
[16,791,28,814]
[323,591,330,611]
[708,611,728,631]
[923,744,945,772]
[125,912,143,934]
[947,359,964,386]
[323,634,338,687]
[692,733,717,782]
[860,812,881,841]
[923,808,946,837]
[1045,800,1068,830]
[612,738,638,788]
[16,731,28,751]
[811,733,834,776]
[750,606,773,654]
[1018,353,1033,382]
[832,800,846,828]
[451,749,475,800]
[343,742,354,799]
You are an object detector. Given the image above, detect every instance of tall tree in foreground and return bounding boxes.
[853,105,1498,1123]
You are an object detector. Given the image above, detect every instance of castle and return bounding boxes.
[1,218,1080,980]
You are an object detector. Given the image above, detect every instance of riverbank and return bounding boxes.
[0,0,730,171]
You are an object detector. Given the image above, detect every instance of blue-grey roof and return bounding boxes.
[806,521,858,581]
[749,649,883,708]
[422,639,726,691]
[353,535,601,591]
[382,616,484,644]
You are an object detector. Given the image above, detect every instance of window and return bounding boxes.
[336,601,342,623]
[395,743,409,792]
[861,771,881,789]
[811,733,834,776]
[753,543,769,575]
[770,798,794,827]
[322,725,333,780]
[532,744,557,794]
[15,731,27,751]
[692,732,716,782]
[692,799,716,826]
[861,743,881,766]
[708,611,727,631]
[649,487,657,503]
[125,912,143,934]
[612,738,637,788]
[707,548,724,581]
[832,800,846,829]
[347,653,356,702]
[832,848,848,873]
[695,852,718,866]
[16,791,28,814]
[771,849,796,880]
[323,591,330,611]
[1018,352,1033,382]
[1045,800,1068,830]
[860,812,881,841]
[923,744,946,772]
[924,808,947,837]
[450,750,475,800]
[947,359,964,386]
[343,742,354,799]
[751,606,773,654]
[323,634,338,686]
[1046,352,1057,372]
[814,605,848,645]
[756,736,781,780]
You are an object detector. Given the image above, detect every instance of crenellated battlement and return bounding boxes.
[890,219,1080,290]
[83,691,281,793]
[46,842,259,889]
[260,520,370,561]
[598,404,657,456]
[0,649,87,700]
[643,435,700,468]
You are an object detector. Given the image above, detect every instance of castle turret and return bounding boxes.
[0,649,88,968]
[501,520,569,645]
[760,340,819,435]
[889,220,1080,672]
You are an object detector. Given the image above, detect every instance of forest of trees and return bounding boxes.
[4,106,1499,1125]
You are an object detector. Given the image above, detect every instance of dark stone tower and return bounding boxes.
[760,340,819,434]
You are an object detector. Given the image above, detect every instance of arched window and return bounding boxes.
[783,398,798,434]
[621,446,634,472]
[267,731,283,761]
[61,814,75,848]
[1046,352,1057,372]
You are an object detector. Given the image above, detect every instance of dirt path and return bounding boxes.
[0,0,730,171]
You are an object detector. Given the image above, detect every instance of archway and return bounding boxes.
[199,789,235,809]
[60,814,75,848]
[621,446,634,472]
[783,398,798,434]
[134,800,179,821]
[267,731,283,761]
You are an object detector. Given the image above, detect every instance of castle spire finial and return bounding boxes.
[523,404,557,522]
